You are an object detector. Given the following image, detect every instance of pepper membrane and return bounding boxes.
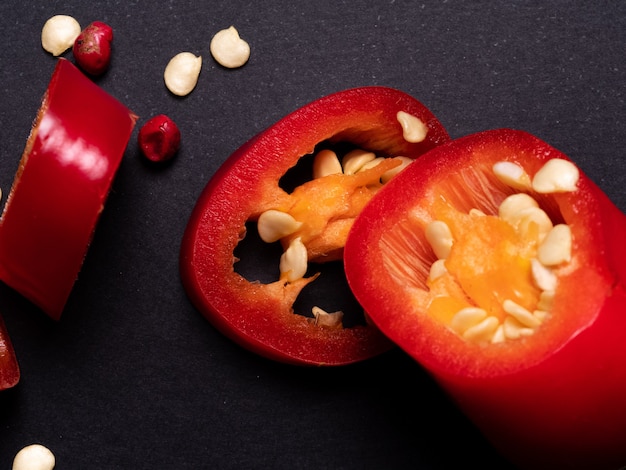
[344,129,626,468]
[180,86,449,365]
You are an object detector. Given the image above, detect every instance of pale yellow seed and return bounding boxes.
[450,307,488,334]
[530,258,557,291]
[312,149,342,178]
[12,444,55,470]
[493,161,532,191]
[537,224,572,266]
[498,193,538,224]
[381,156,413,183]
[164,52,202,96]
[428,259,447,282]
[532,158,580,193]
[515,206,554,240]
[469,208,486,217]
[279,237,307,282]
[342,149,376,175]
[533,310,550,322]
[425,220,454,259]
[491,325,506,344]
[503,299,542,328]
[503,316,535,339]
[463,316,500,342]
[311,306,344,328]
[359,157,385,172]
[257,210,303,243]
[210,26,250,68]
[41,15,81,56]
[537,290,555,311]
[396,111,428,143]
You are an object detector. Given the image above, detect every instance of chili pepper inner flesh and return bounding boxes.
[382,158,579,344]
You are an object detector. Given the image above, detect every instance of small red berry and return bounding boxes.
[138,115,181,162]
[73,21,113,75]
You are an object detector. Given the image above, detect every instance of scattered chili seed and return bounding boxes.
[73,21,113,75]
[41,15,81,56]
[138,114,181,162]
[12,444,55,470]
[210,26,250,69]
[163,52,202,96]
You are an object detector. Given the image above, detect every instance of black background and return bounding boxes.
[0,1,624,468]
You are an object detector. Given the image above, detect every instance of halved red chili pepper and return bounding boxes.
[180,86,449,366]
[0,314,19,391]
[344,129,626,469]
[0,58,137,320]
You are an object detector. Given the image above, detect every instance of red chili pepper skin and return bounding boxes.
[73,21,113,76]
[180,86,449,366]
[0,59,137,320]
[344,129,626,468]
[0,314,19,391]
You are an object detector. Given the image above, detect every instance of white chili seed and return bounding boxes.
[503,299,542,328]
[537,290,555,311]
[503,315,535,339]
[428,259,447,282]
[257,210,302,243]
[279,237,307,282]
[515,206,554,240]
[533,310,549,322]
[491,325,506,344]
[381,156,413,184]
[342,149,376,175]
[311,306,344,328]
[12,444,55,470]
[164,52,202,96]
[210,26,250,69]
[492,161,532,191]
[537,224,572,266]
[450,307,488,334]
[425,220,454,259]
[498,193,538,224]
[396,111,428,143]
[532,158,580,193]
[312,149,342,178]
[41,15,81,56]
[463,315,500,342]
[531,258,557,291]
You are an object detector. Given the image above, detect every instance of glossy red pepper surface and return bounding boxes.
[0,59,137,320]
[180,86,449,365]
[344,129,626,468]
[0,315,19,391]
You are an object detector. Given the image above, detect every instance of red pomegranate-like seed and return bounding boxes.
[138,114,181,162]
[73,21,113,75]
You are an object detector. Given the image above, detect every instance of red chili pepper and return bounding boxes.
[0,58,137,320]
[180,86,449,366]
[0,314,19,391]
[344,129,626,469]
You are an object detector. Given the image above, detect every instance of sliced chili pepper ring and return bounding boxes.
[344,129,626,468]
[0,59,137,320]
[180,86,449,366]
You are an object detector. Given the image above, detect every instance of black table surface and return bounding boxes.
[0,1,624,468]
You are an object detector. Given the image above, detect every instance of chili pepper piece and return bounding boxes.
[73,21,113,76]
[0,59,137,320]
[344,129,626,468]
[0,314,19,391]
[180,86,449,366]
[138,114,181,162]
